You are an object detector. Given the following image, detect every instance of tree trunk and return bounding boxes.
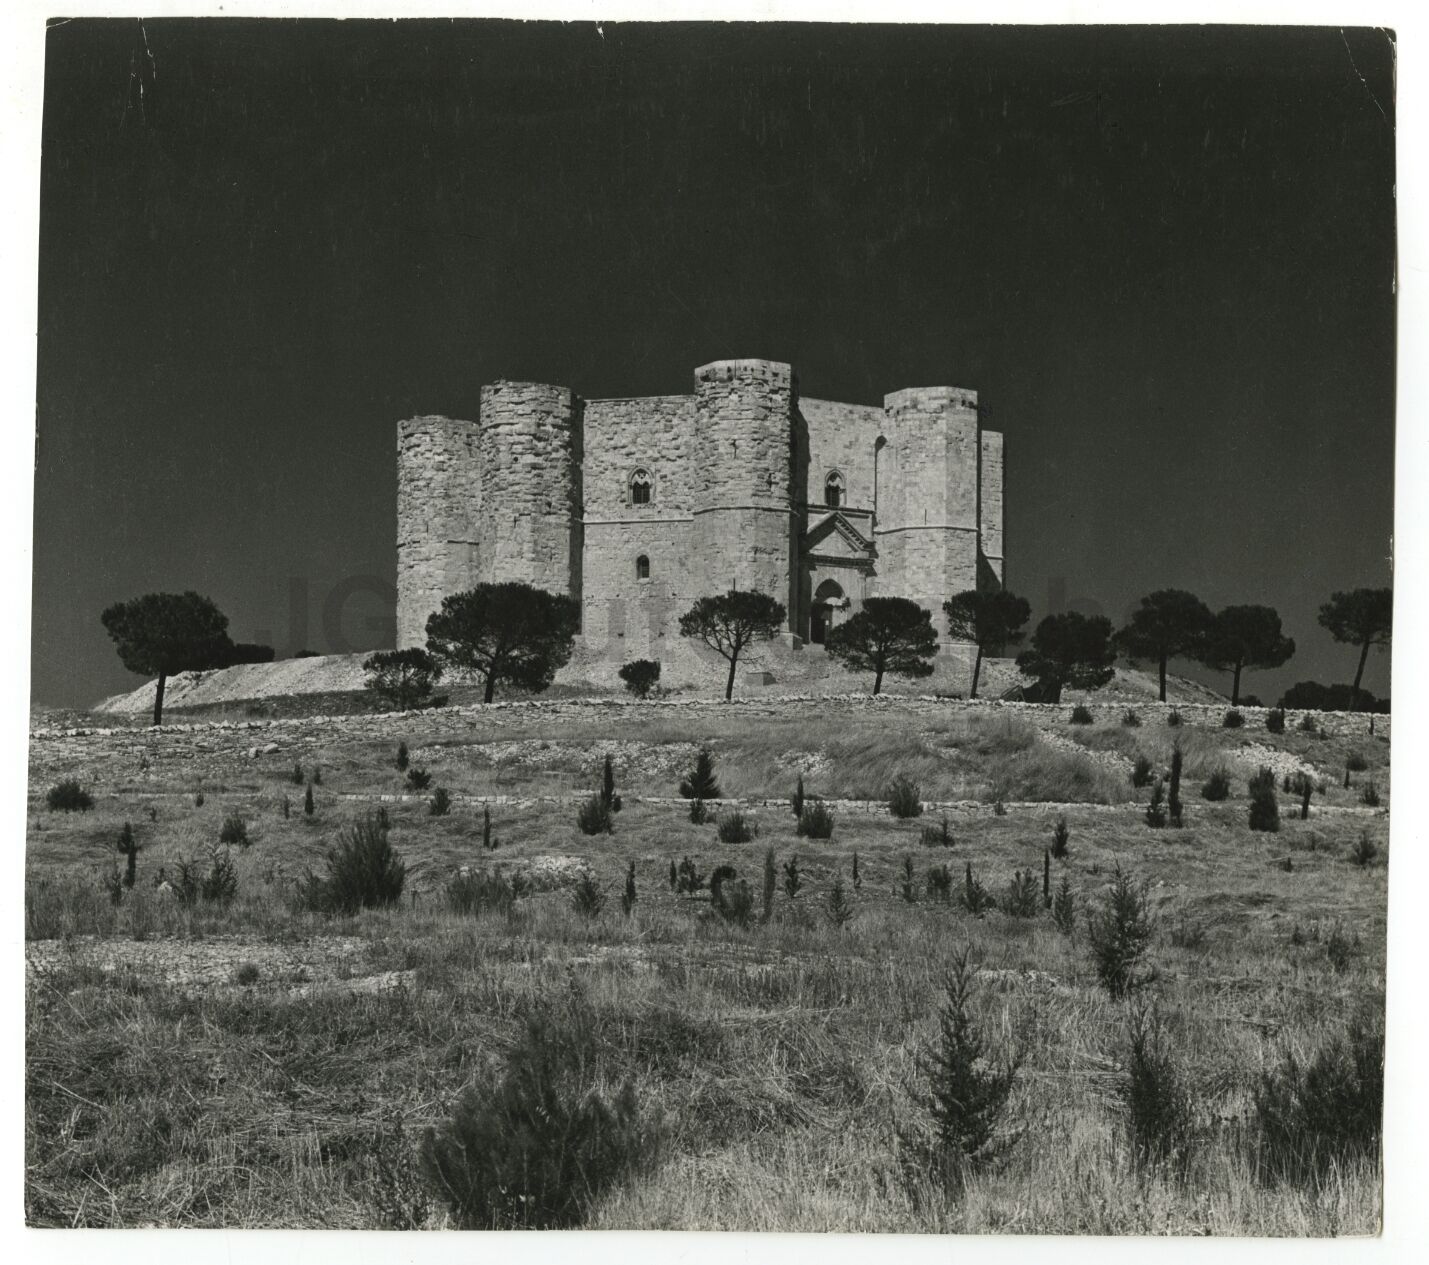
[152,671,167,726]
[725,654,738,701]
[970,646,983,700]
[1049,678,1063,705]
[1351,639,1371,707]
[483,672,496,704]
[1158,654,1167,703]
[873,662,884,695]
[1232,662,1243,707]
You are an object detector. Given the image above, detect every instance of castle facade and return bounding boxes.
[396,359,1004,664]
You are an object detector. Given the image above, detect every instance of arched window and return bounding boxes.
[630,469,652,505]
[636,554,650,580]
[824,471,845,509]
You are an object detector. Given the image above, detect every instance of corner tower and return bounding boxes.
[690,359,797,627]
[476,381,582,601]
[396,415,480,648]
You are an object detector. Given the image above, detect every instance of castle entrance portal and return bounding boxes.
[810,579,846,645]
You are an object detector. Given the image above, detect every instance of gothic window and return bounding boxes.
[630,469,652,505]
[824,471,845,509]
[636,554,650,580]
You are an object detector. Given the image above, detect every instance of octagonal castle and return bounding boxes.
[397,359,1004,673]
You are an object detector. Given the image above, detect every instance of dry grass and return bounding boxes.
[24,702,1388,1232]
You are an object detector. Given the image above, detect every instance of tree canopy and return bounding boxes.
[677,590,786,700]
[617,659,661,699]
[943,588,1032,699]
[1015,612,1116,704]
[1198,605,1295,705]
[823,596,938,694]
[363,647,445,711]
[1317,588,1392,705]
[100,590,233,725]
[1113,590,1214,702]
[425,582,580,704]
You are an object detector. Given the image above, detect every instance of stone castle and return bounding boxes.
[397,359,1003,678]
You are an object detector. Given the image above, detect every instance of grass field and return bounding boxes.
[25,700,1389,1232]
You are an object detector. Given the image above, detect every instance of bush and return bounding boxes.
[679,747,721,799]
[429,787,452,817]
[675,857,706,895]
[899,855,918,904]
[1122,1005,1196,1174]
[116,822,140,888]
[1051,815,1070,859]
[572,871,604,918]
[363,647,443,711]
[926,864,953,902]
[688,797,708,825]
[1266,708,1286,733]
[1346,752,1369,773]
[1086,865,1154,998]
[1223,709,1245,729]
[921,815,954,848]
[1252,1018,1383,1189]
[1003,869,1041,918]
[898,950,1019,1197]
[600,754,621,813]
[446,867,517,917]
[481,805,496,850]
[797,800,835,840]
[420,1007,654,1228]
[1201,768,1231,801]
[760,848,776,924]
[577,795,613,836]
[791,773,805,819]
[46,780,94,812]
[713,870,754,927]
[617,658,661,699]
[1297,713,1320,735]
[1145,778,1167,828]
[1131,756,1154,789]
[395,741,410,772]
[1122,709,1141,727]
[1352,832,1379,868]
[201,848,240,906]
[1248,766,1280,832]
[218,813,249,846]
[297,814,406,915]
[1359,781,1381,807]
[826,872,855,928]
[887,774,923,819]
[716,810,757,844]
[406,768,432,792]
[1052,876,1076,937]
[1168,744,1184,827]
[1070,704,1094,725]
[1167,708,1183,727]
[303,784,315,817]
[959,863,996,917]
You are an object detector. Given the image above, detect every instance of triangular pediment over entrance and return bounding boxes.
[801,512,874,561]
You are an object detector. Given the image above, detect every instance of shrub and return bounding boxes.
[1168,744,1184,827]
[482,805,496,850]
[921,816,954,848]
[201,848,240,906]
[46,780,94,812]
[1297,713,1320,735]
[429,787,452,817]
[791,773,805,819]
[446,867,516,917]
[1324,923,1355,972]
[1003,869,1041,918]
[714,871,754,928]
[617,658,661,699]
[897,950,1019,1197]
[760,848,776,923]
[887,774,924,818]
[679,747,721,799]
[420,1007,654,1228]
[1201,768,1231,801]
[572,871,604,918]
[406,768,432,792]
[1266,708,1286,733]
[851,850,862,889]
[797,800,835,840]
[1352,832,1379,868]
[1223,709,1245,729]
[1069,704,1094,725]
[1052,875,1077,937]
[1359,781,1380,807]
[781,856,802,901]
[1121,1005,1196,1174]
[116,822,140,888]
[577,795,614,835]
[959,863,996,917]
[1346,751,1369,773]
[194,791,205,808]
[1131,756,1154,789]
[618,860,637,918]
[899,855,918,904]
[1248,766,1280,832]
[1145,778,1167,828]
[280,795,291,819]
[1051,815,1070,859]
[668,859,678,890]
[826,872,855,928]
[1122,709,1141,727]
[1167,708,1183,727]
[1086,865,1154,999]
[675,857,706,895]
[1252,1018,1383,1189]
[395,741,409,772]
[993,798,1007,817]
[303,784,315,817]
[716,810,757,844]
[926,864,953,902]
[600,754,621,813]
[688,797,708,825]
[298,814,406,915]
[311,767,323,785]
[290,762,306,786]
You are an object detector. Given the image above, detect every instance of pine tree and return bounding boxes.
[679,748,721,799]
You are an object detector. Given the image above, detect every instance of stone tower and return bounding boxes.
[475,381,582,600]
[395,415,480,648]
[690,359,797,628]
[874,386,981,639]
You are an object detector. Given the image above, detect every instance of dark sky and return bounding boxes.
[32,19,1396,709]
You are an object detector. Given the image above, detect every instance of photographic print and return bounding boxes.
[24,14,1394,1235]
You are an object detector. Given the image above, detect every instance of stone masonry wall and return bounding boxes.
[396,415,480,648]
[799,397,883,511]
[980,430,1004,584]
[476,381,580,599]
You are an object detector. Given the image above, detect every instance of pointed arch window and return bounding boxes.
[824,471,845,509]
[630,469,653,505]
[636,554,650,580]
